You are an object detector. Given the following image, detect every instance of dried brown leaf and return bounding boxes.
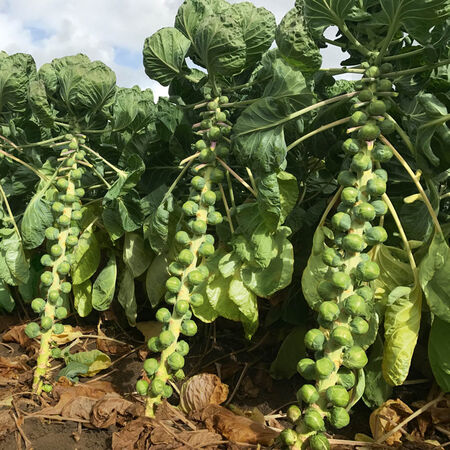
[91,393,142,428]
[2,325,32,347]
[180,373,229,414]
[111,417,153,450]
[0,409,15,437]
[152,424,222,449]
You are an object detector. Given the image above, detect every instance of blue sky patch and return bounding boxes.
[114,47,142,69]
[26,26,51,41]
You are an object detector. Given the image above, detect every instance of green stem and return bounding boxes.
[81,144,125,176]
[381,59,450,79]
[384,114,415,155]
[221,99,257,109]
[225,171,236,211]
[319,68,365,75]
[219,182,235,234]
[0,148,47,180]
[245,168,258,195]
[382,48,424,61]
[216,157,257,197]
[0,183,21,238]
[323,38,347,48]
[318,187,343,228]
[161,158,196,205]
[222,77,271,93]
[419,114,450,129]
[339,22,371,57]
[376,19,400,64]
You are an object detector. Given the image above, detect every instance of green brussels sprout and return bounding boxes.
[287,405,302,423]
[368,100,387,116]
[358,123,380,141]
[191,219,207,235]
[175,231,190,246]
[58,214,71,227]
[59,282,71,294]
[164,292,177,305]
[148,336,162,353]
[40,271,53,286]
[342,234,366,253]
[199,148,215,163]
[319,301,340,322]
[331,212,352,232]
[195,140,207,151]
[331,326,354,347]
[344,294,367,317]
[371,199,388,216]
[219,96,229,104]
[156,307,171,323]
[25,322,41,338]
[190,293,204,307]
[57,262,71,276]
[201,119,212,129]
[373,168,388,181]
[168,352,185,370]
[75,150,86,160]
[353,202,376,222]
[350,317,370,335]
[315,357,335,379]
[358,89,373,102]
[150,377,166,396]
[351,153,372,173]
[350,111,368,126]
[31,298,46,314]
[55,306,68,320]
[366,66,380,78]
[45,227,59,241]
[178,249,194,266]
[207,211,223,225]
[343,345,368,369]
[322,248,342,267]
[337,368,356,389]
[42,383,53,393]
[182,201,199,217]
[317,316,334,330]
[68,140,78,150]
[181,319,197,336]
[210,168,224,183]
[174,368,185,380]
[143,358,159,376]
[367,177,386,197]
[56,178,69,191]
[40,254,53,267]
[280,429,297,446]
[53,323,64,334]
[330,406,350,429]
[377,79,392,91]
[75,188,85,198]
[191,176,206,190]
[337,170,358,187]
[326,385,350,407]
[52,201,65,214]
[216,111,227,122]
[66,235,78,247]
[331,272,351,290]
[136,379,149,395]
[48,290,60,305]
[166,277,181,294]
[304,408,325,431]
[176,340,190,356]
[69,226,81,236]
[184,310,193,320]
[208,126,221,140]
[55,297,64,307]
[63,193,77,204]
[297,358,316,380]
[365,226,388,245]
[50,244,63,257]
[304,328,326,351]
[175,300,189,316]
[71,210,82,222]
[202,191,216,206]
[41,316,53,330]
[162,384,174,398]
[380,63,393,73]
[159,330,175,348]
[309,433,330,450]
[169,262,184,277]
[342,138,361,155]
[356,260,380,281]
[341,187,359,205]
[372,144,393,162]
[379,119,395,135]
[298,384,320,404]
[70,168,82,180]
[355,286,374,302]
[317,281,340,301]
[51,348,62,358]
[198,243,214,257]
[216,143,229,158]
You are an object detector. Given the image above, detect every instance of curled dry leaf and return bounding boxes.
[370,398,414,446]
[180,373,229,414]
[201,404,279,446]
[112,417,153,450]
[0,409,15,438]
[2,325,33,347]
[51,325,83,345]
[151,425,222,450]
[91,393,143,428]
[0,355,30,384]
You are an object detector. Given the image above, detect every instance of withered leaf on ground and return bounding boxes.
[0,409,15,437]
[151,424,222,449]
[0,355,30,384]
[112,417,153,450]
[2,325,33,347]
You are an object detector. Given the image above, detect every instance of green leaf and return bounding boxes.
[382,284,422,386]
[256,172,281,231]
[348,369,365,410]
[233,98,287,173]
[28,79,54,127]
[123,232,153,278]
[118,268,137,326]
[92,254,117,311]
[73,279,92,317]
[0,230,29,286]
[428,317,450,392]
[143,27,191,86]
[21,190,53,249]
[71,231,101,285]
[0,280,14,313]
[57,362,88,382]
[278,171,299,222]
[145,194,175,254]
[63,349,111,377]
[419,232,450,322]
[270,326,307,379]
[145,254,169,308]
[218,252,241,278]
[206,272,241,321]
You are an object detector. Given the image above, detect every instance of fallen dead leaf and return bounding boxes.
[151,424,222,449]
[180,373,229,414]
[96,330,130,355]
[2,325,32,347]
[91,393,143,428]
[200,404,279,445]
[0,409,15,437]
[0,355,31,385]
[51,325,83,345]
[111,417,153,450]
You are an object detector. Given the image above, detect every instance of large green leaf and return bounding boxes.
[206,272,241,322]
[92,254,117,312]
[0,229,29,286]
[0,280,14,313]
[143,27,191,86]
[118,268,137,326]
[382,284,422,386]
[28,79,54,127]
[145,253,169,308]
[71,230,101,285]
[419,232,450,322]
[63,349,111,377]
[145,194,175,254]
[123,232,153,278]
[428,317,450,392]
[73,279,93,317]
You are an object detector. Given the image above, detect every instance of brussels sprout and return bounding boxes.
[304,408,325,431]
[188,270,205,285]
[287,405,302,423]
[322,248,342,267]
[341,187,359,205]
[207,211,223,225]
[155,308,171,323]
[297,358,316,380]
[143,358,159,376]
[298,384,320,404]
[159,330,175,348]
[309,433,330,450]
[379,119,395,135]
[41,316,53,330]
[356,261,380,281]
[358,89,373,102]
[337,170,358,187]
[305,328,326,351]
[40,271,53,286]
[280,429,297,446]
[366,66,380,78]
[372,143,393,162]
[342,138,361,155]
[70,168,82,181]
[25,322,41,338]
[208,126,221,140]
[331,212,352,232]
[51,348,62,358]
[71,210,82,222]
[380,63,393,73]
[75,188,85,198]
[331,272,351,290]
[48,290,60,305]
[190,293,204,307]
[181,319,197,336]
[210,168,224,183]
[201,119,212,129]
[164,292,177,305]
[365,226,388,245]
[199,148,215,163]
[377,79,392,91]
[168,352,185,370]
[198,243,215,258]
[317,281,340,301]
[216,143,229,158]
[57,262,71,276]
[183,309,192,320]
[148,336,162,353]
[330,406,350,429]
[58,214,71,227]
[195,140,207,151]
[202,191,216,206]
[52,201,64,214]
[343,345,368,369]
[162,384,174,398]
[350,317,370,335]
[166,277,181,294]
[337,367,356,389]
[55,306,68,320]
[174,368,185,380]
[191,176,206,190]
[353,202,376,222]
[351,153,372,172]
[317,316,334,330]
[40,254,53,267]
[342,234,366,252]
[64,193,77,204]
[331,326,354,347]
[204,234,215,245]
[175,231,190,246]
[69,226,81,236]
[53,323,64,334]
[371,199,388,217]
[176,340,190,356]
[175,300,189,316]
[136,379,149,395]
[178,249,194,266]
[319,301,340,322]
[355,286,374,302]
[368,99,387,116]
[344,294,367,317]
[42,383,53,393]
[56,178,69,191]
[45,227,60,241]
[66,235,78,247]
[367,177,386,197]
[191,219,207,235]
[315,357,335,379]
[326,385,350,407]
[350,111,368,126]
[182,201,198,216]
[358,123,380,141]
[31,298,46,314]
[50,244,63,257]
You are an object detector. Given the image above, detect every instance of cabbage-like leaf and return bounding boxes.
[73,280,93,317]
[0,229,29,286]
[0,281,14,313]
[28,80,54,127]
[118,268,137,326]
[428,317,450,392]
[92,254,117,311]
[123,232,153,278]
[143,27,191,86]
[276,7,322,72]
[71,230,101,285]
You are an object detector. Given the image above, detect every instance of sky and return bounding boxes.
[0,0,345,98]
